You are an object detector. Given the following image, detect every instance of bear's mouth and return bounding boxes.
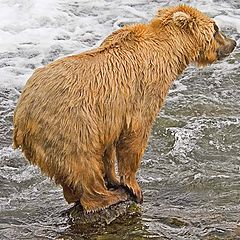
[217,50,230,60]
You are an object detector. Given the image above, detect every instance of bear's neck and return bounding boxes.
[138,39,192,112]
[123,29,200,121]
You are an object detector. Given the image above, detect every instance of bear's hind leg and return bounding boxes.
[81,187,128,213]
[61,183,79,204]
[80,158,127,212]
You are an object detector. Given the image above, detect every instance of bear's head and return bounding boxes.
[152,5,236,66]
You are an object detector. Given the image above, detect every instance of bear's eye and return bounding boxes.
[213,24,219,37]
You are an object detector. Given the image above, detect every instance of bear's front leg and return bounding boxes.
[116,127,150,204]
[103,145,120,189]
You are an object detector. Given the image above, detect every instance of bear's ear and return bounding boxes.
[157,9,163,17]
[172,11,194,29]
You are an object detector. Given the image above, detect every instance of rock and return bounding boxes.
[65,200,141,225]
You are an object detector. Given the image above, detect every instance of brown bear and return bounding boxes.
[13,5,236,212]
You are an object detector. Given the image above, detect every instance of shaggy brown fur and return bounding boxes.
[13,5,236,212]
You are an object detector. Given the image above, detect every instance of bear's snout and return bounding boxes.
[217,35,236,60]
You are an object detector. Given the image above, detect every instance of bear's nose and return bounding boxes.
[230,39,237,52]
[232,39,237,48]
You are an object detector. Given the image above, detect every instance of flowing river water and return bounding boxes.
[0,0,239,239]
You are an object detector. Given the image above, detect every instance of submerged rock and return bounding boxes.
[66,200,140,225]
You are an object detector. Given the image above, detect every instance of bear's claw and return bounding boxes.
[120,175,143,204]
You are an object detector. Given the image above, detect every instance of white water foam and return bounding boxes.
[0,0,239,88]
